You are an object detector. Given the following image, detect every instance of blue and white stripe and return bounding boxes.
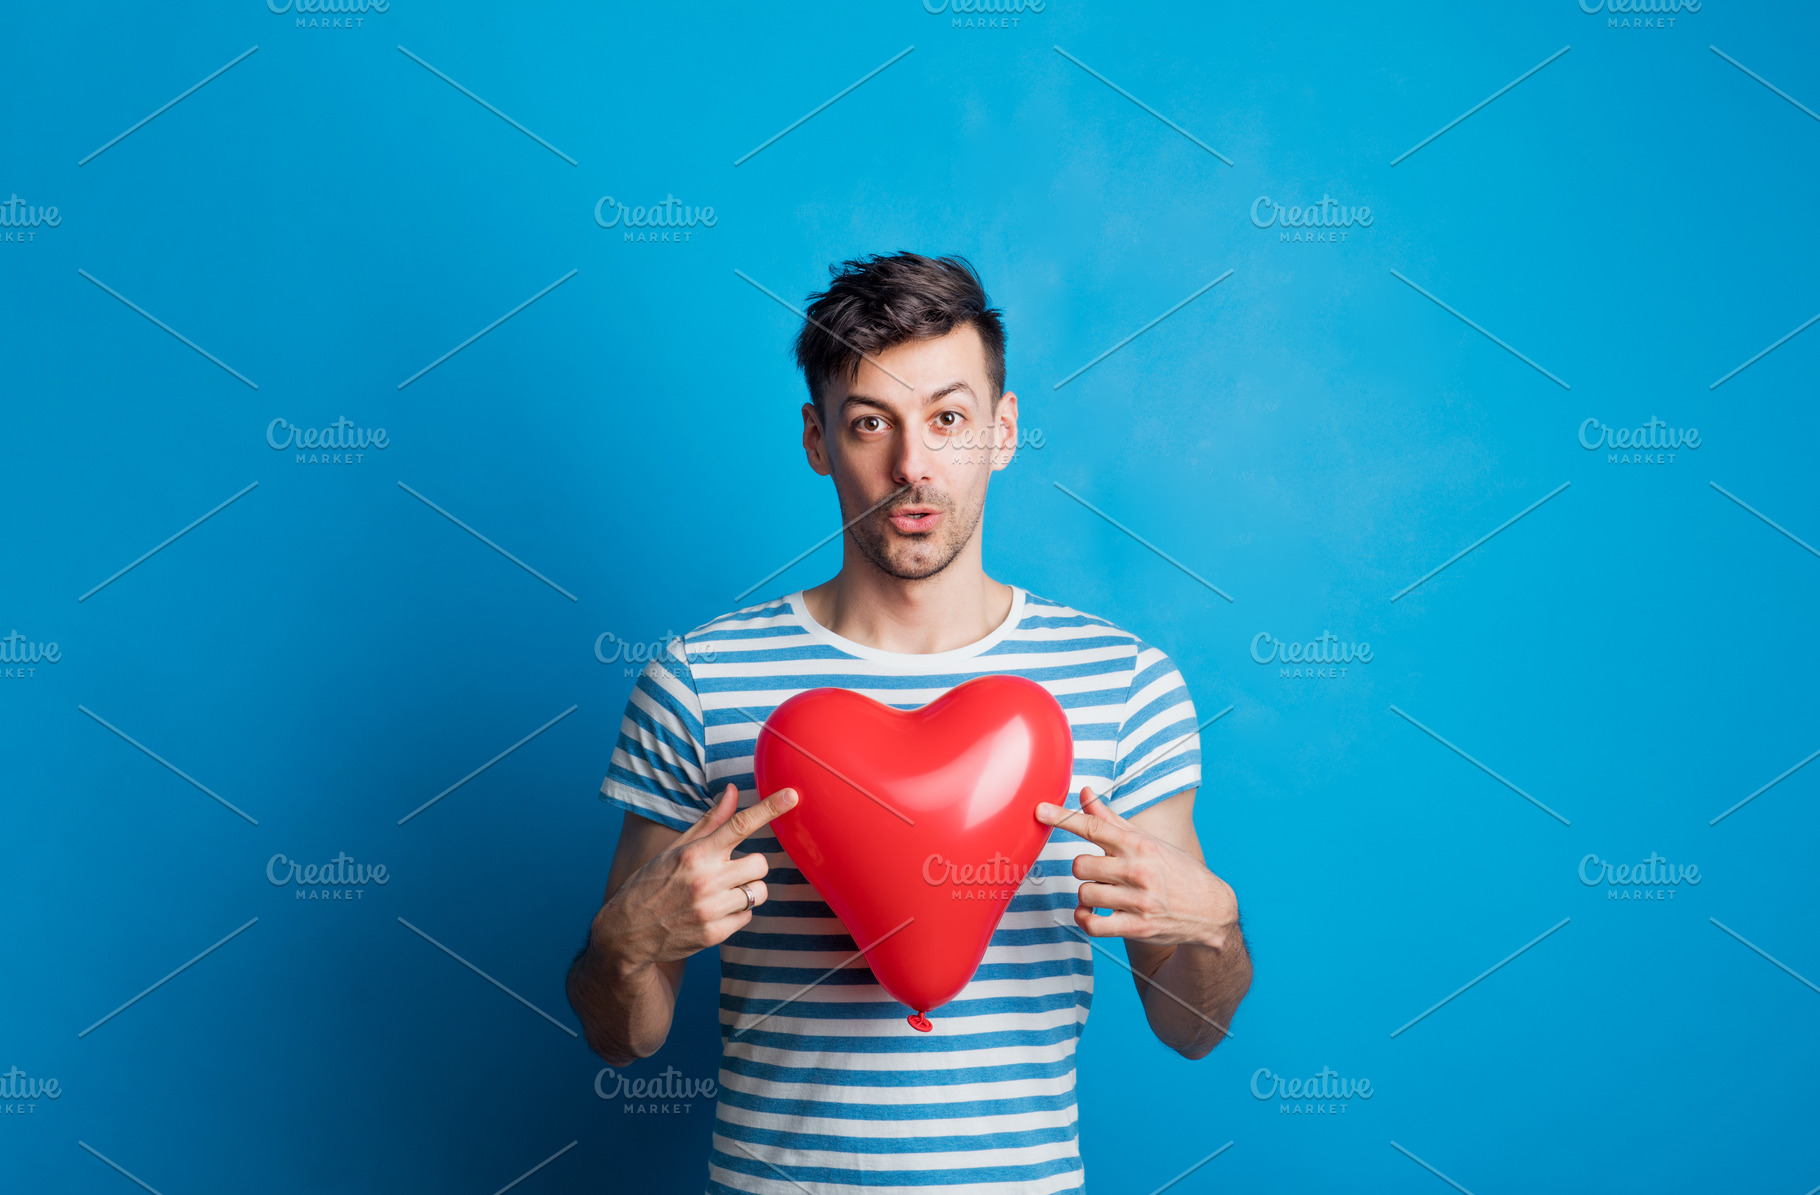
[602,588,1202,1194]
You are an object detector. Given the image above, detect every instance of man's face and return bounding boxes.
[803,323,1019,582]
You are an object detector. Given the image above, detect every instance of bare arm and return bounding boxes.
[566,784,798,1066]
[1123,790,1251,1058]
[1037,788,1251,1060]
[566,812,683,1066]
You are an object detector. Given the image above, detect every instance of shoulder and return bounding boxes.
[1011,589,1157,657]
[675,596,807,655]
[620,597,804,702]
[1011,590,1191,702]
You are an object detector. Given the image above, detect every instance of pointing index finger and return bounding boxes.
[709,787,799,852]
[1037,788,1134,852]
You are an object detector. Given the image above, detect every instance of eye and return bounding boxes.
[934,411,961,430]
[855,415,886,434]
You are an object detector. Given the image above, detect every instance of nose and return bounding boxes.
[891,420,937,490]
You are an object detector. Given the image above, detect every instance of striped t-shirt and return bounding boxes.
[601,587,1202,1195]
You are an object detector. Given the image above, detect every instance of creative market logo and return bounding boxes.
[596,632,717,679]
[1580,852,1700,902]
[1251,195,1372,244]
[1251,632,1372,680]
[267,417,390,465]
[2,630,61,679]
[267,852,391,901]
[268,0,388,29]
[2,1066,60,1115]
[1578,417,1699,466]
[2,194,60,244]
[594,195,716,244]
[923,851,1048,899]
[920,424,1046,462]
[1251,1066,1373,1115]
[596,1065,718,1114]
[924,0,1043,30]
[1580,0,1697,30]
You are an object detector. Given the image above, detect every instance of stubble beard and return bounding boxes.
[844,483,984,582]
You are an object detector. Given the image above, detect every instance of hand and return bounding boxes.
[1035,786,1240,949]
[594,784,798,973]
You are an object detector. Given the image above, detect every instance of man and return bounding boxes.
[568,253,1251,1194]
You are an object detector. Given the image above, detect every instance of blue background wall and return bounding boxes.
[5,1,1818,1191]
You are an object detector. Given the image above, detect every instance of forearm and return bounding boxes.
[1132,925,1251,1060]
[567,907,685,1066]
[567,791,787,1066]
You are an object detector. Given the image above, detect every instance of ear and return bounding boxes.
[802,401,833,477]
[991,390,1020,473]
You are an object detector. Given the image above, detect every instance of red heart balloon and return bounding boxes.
[754,675,1074,1029]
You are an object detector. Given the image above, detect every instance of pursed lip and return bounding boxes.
[886,506,941,534]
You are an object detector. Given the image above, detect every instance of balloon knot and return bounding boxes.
[906,1013,932,1033]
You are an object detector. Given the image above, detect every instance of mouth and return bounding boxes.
[885,506,942,535]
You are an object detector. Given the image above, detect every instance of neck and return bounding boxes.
[801,543,1014,655]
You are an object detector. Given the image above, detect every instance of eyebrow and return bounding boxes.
[839,379,977,414]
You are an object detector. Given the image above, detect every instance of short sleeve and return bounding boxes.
[600,642,713,832]
[1104,642,1202,818]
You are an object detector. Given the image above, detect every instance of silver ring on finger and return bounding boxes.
[738,882,756,912]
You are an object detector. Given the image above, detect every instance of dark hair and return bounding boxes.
[794,253,1006,414]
